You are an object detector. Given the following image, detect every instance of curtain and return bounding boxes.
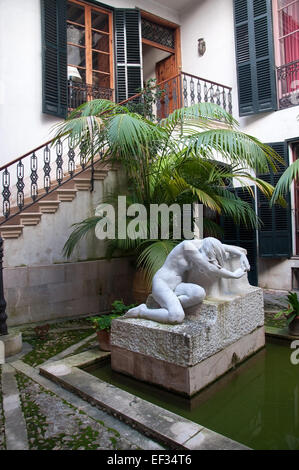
[280,0,299,92]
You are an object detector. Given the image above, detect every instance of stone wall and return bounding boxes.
[4,257,134,326]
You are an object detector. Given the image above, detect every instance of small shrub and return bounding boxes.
[111,300,136,316]
[90,314,119,331]
[90,300,136,331]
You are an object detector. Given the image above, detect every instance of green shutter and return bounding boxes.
[257,142,292,258]
[41,0,67,118]
[114,9,142,102]
[234,0,277,116]
[221,187,258,286]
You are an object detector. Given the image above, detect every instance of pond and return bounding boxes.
[85,338,299,450]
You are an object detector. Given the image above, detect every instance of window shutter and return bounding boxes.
[41,0,67,118]
[221,187,258,286]
[257,142,292,258]
[234,0,277,116]
[114,9,142,102]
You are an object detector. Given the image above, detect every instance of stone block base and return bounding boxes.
[1,332,22,358]
[111,326,265,396]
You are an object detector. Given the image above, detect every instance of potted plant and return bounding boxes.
[90,300,136,351]
[274,291,299,336]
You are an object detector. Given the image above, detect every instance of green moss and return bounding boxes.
[23,328,94,367]
[264,311,287,329]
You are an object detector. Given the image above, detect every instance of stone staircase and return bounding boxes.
[0,160,114,240]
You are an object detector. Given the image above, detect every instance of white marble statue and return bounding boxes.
[124,237,250,325]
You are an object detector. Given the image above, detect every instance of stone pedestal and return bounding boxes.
[0,332,22,359]
[111,287,265,396]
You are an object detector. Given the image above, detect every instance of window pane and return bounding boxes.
[68,45,86,67]
[93,71,110,88]
[67,2,85,25]
[278,0,295,8]
[92,51,109,73]
[279,1,299,37]
[280,31,299,64]
[67,23,85,46]
[91,10,109,32]
[92,31,109,52]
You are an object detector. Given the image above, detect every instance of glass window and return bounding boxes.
[277,0,299,65]
[91,11,109,32]
[67,1,112,91]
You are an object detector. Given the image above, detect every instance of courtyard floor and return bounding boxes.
[0,289,291,450]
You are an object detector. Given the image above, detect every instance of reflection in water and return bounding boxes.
[85,339,299,450]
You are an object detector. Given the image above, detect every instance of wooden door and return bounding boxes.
[155,54,179,118]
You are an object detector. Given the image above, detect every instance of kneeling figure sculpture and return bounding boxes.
[124,237,250,324]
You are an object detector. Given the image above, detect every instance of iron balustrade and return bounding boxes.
[181,72,232,115]
[0,138,97,224]
[68,79,113,110]
[277,60,299,110]
[121,71,232,120]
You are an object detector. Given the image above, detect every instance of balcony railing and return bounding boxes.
[277,60,299,110]
[120,71,232,121]
[68,79,113,110]
[181,72,232,114]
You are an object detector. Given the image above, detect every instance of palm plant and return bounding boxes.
[271,158,299,203]
[54,99,282,283]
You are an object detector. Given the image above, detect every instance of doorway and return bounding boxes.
[141,11,181,118]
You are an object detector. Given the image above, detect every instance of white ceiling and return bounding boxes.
[156,0,198,12]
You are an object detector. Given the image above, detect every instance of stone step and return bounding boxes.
[56,188,78,202]
[0,225,24,239]
[0,160,115,232]
[19,212,42,226]
[38,200,61,214]
[73,178,91,191]
[1,363,29,450]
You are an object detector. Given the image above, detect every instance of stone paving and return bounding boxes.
[16,371,139,450]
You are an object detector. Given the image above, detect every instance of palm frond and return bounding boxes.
[62,216,100,258]
[183,129,284,173]
[271,159,299,203]
[161,102,238,129]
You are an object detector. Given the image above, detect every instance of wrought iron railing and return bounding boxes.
[277,60,299,110]
[0,137,97,224]
[68,79,113,110]
[181,72,232,114]
[120,71,232,120]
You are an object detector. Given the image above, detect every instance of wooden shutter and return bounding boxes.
[234,0,277,116]
[257,142,292,258]
[114,9,142,102]
[41,0,67,118]
[221,187,258,286]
